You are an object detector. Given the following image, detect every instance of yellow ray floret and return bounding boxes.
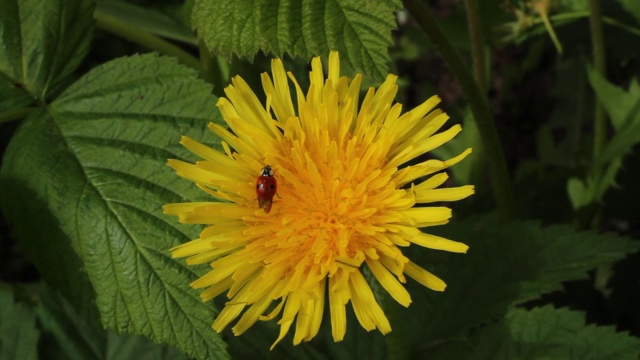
[165,51,473,348]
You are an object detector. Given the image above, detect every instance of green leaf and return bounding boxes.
[402,213,640,351]
[516,225,640,302]
[617,0,640,25]
[36,285,187,360]
[230,323,332,360]
[567,177,591,209]
[0,0,94,103]
[432,107,484,185]
[0,73,31,113]
[0,53,228,359]
[404,214,539,348]
[587,66,640,132]
[95,1,197,45]
[595,157,623,199]
[192,0,401,81]
[431,306,640,359]
[586,67,640,204]
[0,284,39,360]
[537,58,590,168]
[597,119,640,171]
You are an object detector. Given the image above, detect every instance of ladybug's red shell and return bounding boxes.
[256,165,277,213]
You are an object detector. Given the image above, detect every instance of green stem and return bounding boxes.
[588,0,607,229]
[0,107,36,124]
[94,8,202,72]
[540,14,564,54]
[550,12,640,37]
[588,0,607,162]
[402,0,515,219]
[463,0,486,90]
[381,292,408,360]
[199,41,226,97]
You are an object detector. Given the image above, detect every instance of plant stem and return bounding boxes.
[94,8,202,72]
[588,0,607,229]
[402,0,515,219]
[588,0,607,162]
[381,292,409,360]
[550,12,640,37]
[463,0,486,90]
[199,41,226,97]
[540,14,564,54]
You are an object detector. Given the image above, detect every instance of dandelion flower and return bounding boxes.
[165,52,474,348]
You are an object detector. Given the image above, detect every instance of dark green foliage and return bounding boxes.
[192,0,401,81]
[1,0,640,359]
[1,54,229,359]
[431,306,640,359]
[0,285,39,360]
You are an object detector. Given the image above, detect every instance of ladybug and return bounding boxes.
[256,165,277,213]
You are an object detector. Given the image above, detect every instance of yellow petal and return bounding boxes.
[400,207,452,227]
[405,232,469,253]
[393,148,473,186]
[329,274,349,341]
[164,51,474,348]
[303,280,326,341]
[366,259,412,307]
[349,271,391,334]
[232,292,274,336]
[404,261,446,291]
[200,277,234,301]
[415,185,475,203]
[270,291,302,349]
[170,237,213,258]
[213,303,246,332]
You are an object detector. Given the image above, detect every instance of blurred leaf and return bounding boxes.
[95,1,197,45]
[558,0,589,12]
[596,158,623,197]
[538,58,589,168]
[0,54,228,359]
[597,121,640,171]
[576,67,640,209]
[516,224,640,302]
[403,213,640,352]
[192,0,401,81]
[568,158,623,210]
[587,67,640,132]
[36,286,187,360]
[0,284,39,360]
[567,177,591,209]
[536,123,557,164]
[617,0,640,25]
[431,306,640,359]
[432,108,483,185]
[313,307,388,360]
[0,0,94,103]
[405,214,539,350]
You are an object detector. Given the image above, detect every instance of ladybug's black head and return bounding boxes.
[260,165,274,177]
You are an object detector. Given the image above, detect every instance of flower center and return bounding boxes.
[255,133,406,280]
